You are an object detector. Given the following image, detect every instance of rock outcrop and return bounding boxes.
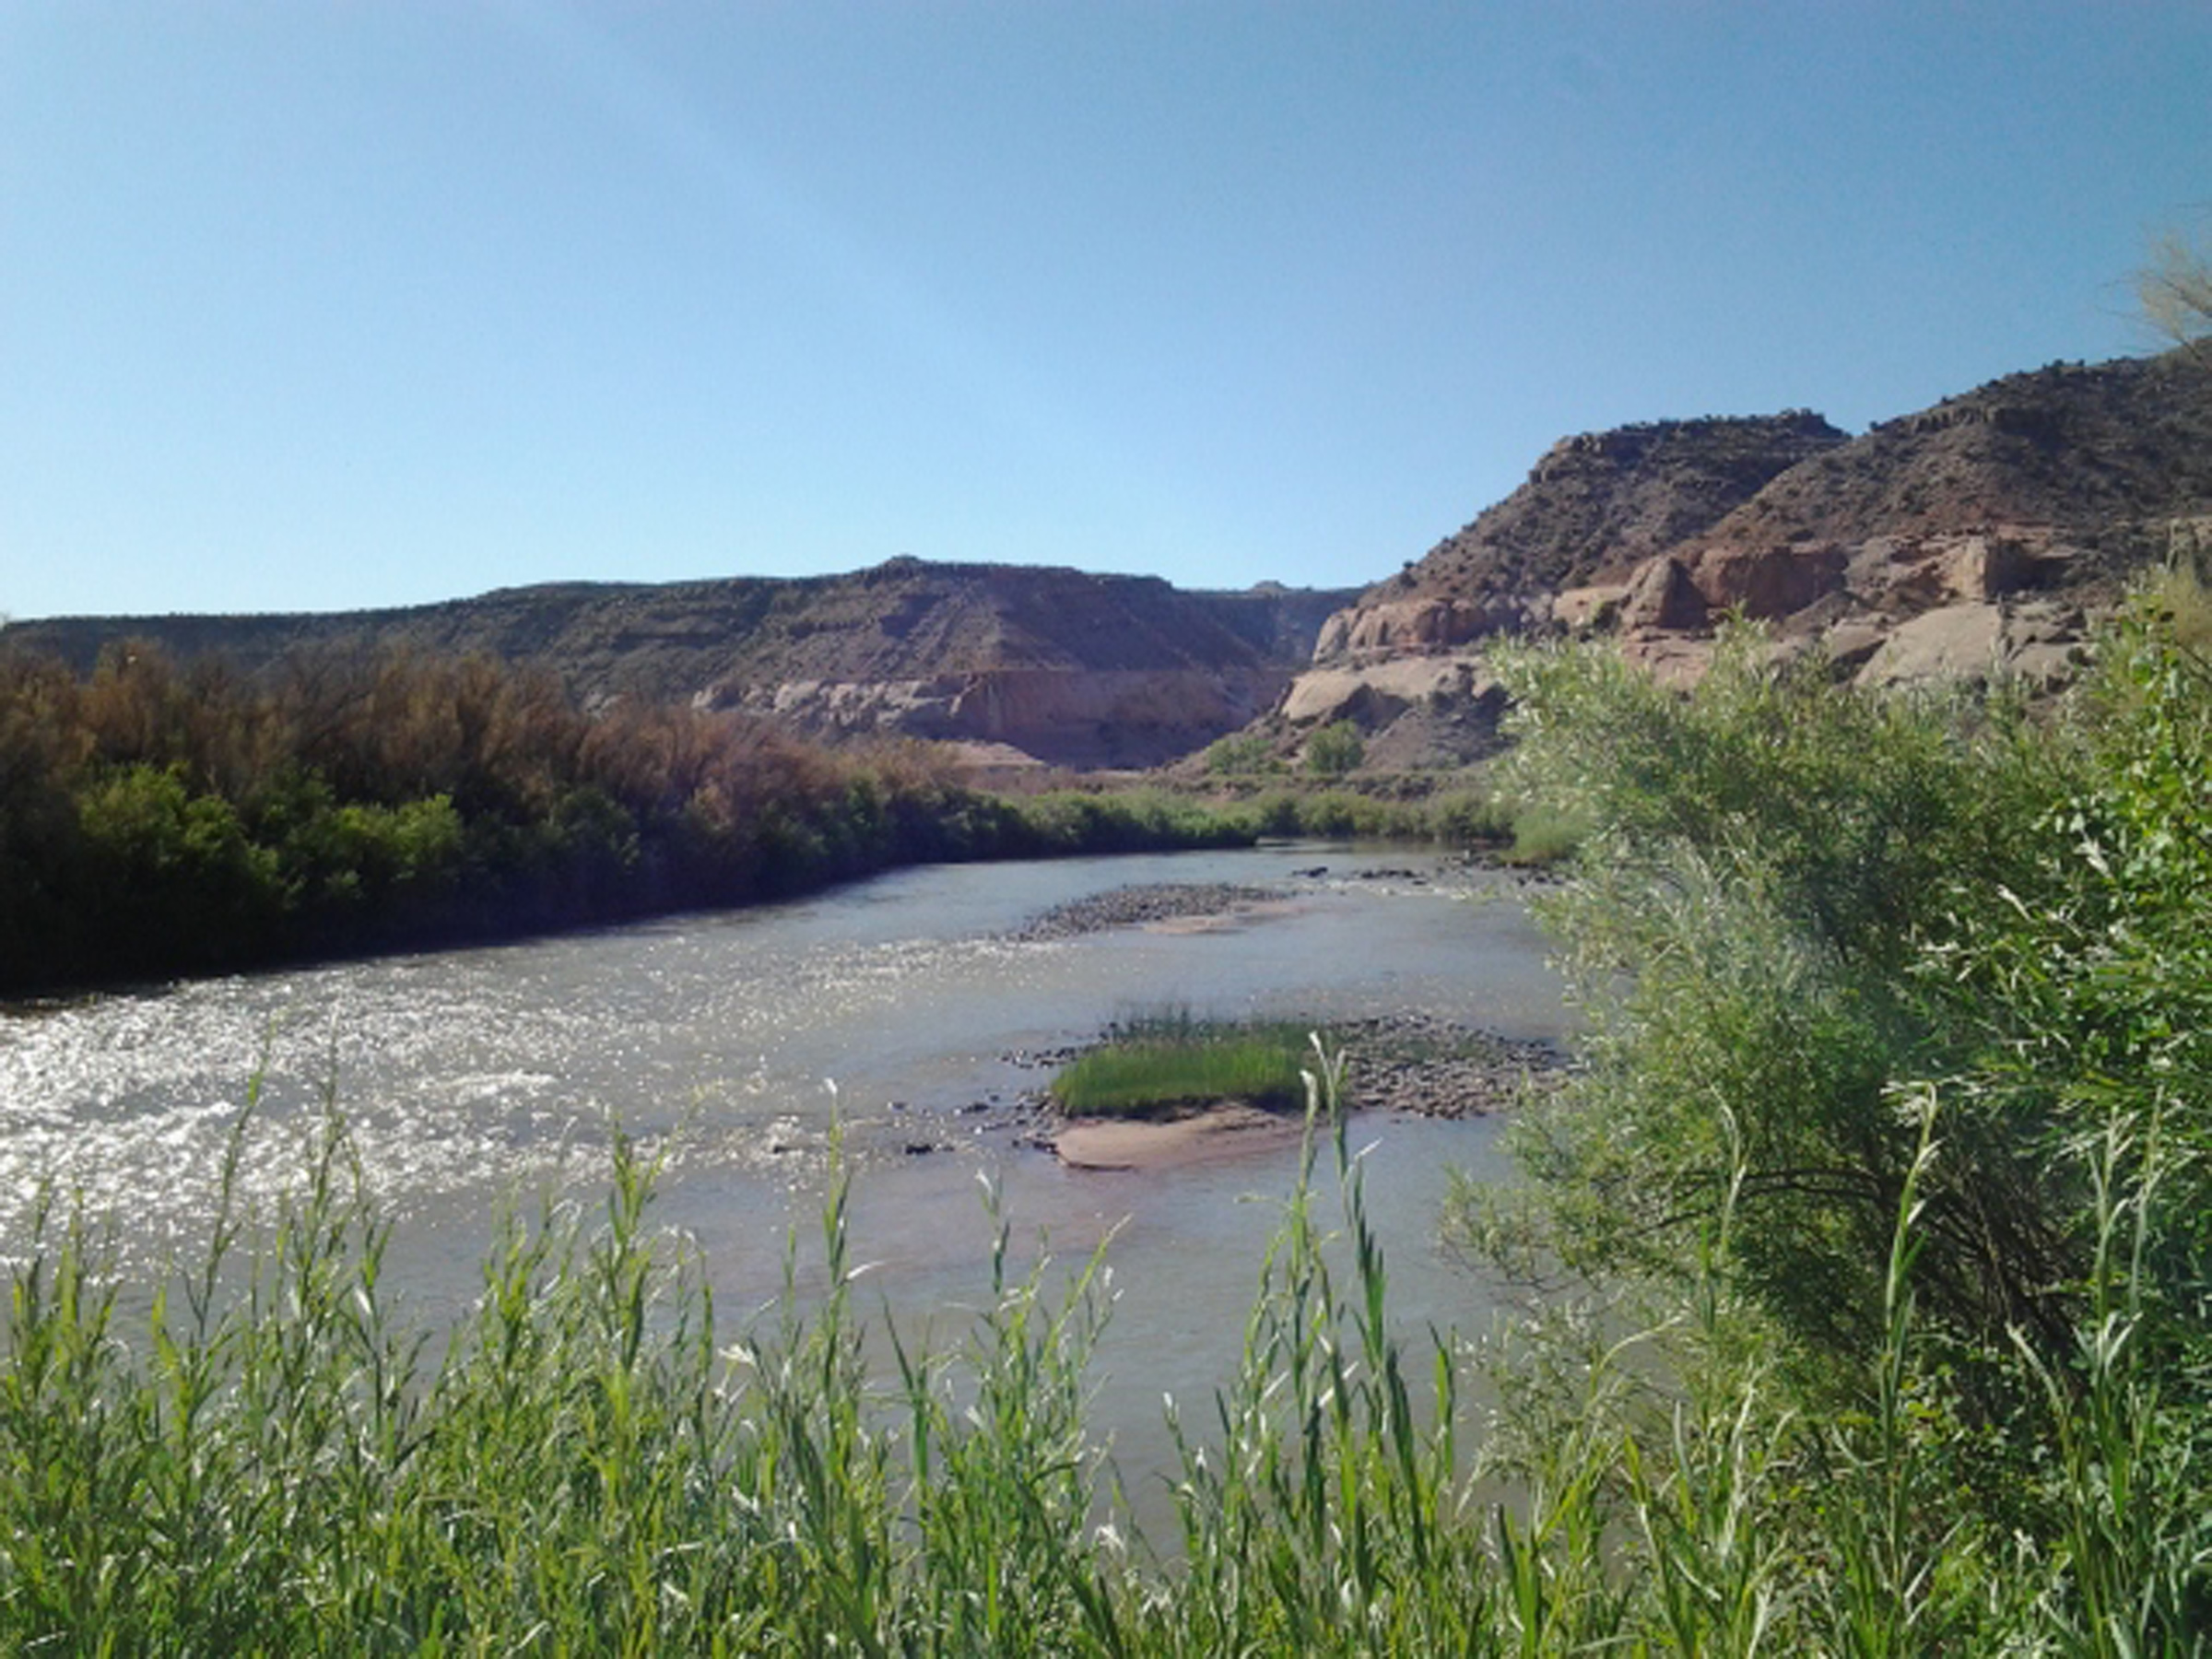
[1,560,1359,770]
[15,351,2210,779]
[1274,349,2212,763]
[1371,410,1852,607]
[724,665,1287,770]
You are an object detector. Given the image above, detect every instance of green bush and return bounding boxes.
[1204,730,1281,776]
[73,763,283,971]
[1474,628,2074,1361]
[1453,605,2212,1649]
[1425,787,1514,849]
[1302,719,1365,778]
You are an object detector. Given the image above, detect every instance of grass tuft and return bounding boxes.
[1050,1015,1312,1118]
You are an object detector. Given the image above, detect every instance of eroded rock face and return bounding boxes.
[1554,584,1630,633]
[1840,528,2081,612]
[724,666,1291,770]
[4,559,1354,772]
[1287,352,2212,728]
[1621,556,1710,631]
[1279,658,1506,728]
[1687,543,1848,619]
[1312,594,1537,661]
[1854,600,2087,691]
[1351,411,1852,618]
[1300,410,1856,734]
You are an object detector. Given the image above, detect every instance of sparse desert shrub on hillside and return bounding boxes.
[1203,730,1281,776]
[1302,718,1365,777]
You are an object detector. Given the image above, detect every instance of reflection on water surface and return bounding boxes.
[2,843,1568,1488]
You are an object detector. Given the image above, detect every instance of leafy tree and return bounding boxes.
[1203,730,1279,776]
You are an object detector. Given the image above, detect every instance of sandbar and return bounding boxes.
[1050,1102,1307,1171]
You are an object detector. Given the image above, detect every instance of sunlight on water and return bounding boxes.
[0,845,1570,1440]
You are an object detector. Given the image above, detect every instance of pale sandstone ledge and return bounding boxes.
[1050,1103,1310,1171]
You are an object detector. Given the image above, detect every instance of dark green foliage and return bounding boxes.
[1479,627,2080,1360]
[1203,730,1282,777]
[1458,601,2212,1648]
[0,641,1253,994]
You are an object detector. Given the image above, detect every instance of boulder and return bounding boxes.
[1616,632,1718,688]
[1846,528,2078,612]
[1554,582,1630,633]
[1689,542,1848,619]
[1853,604,2008,688]
[1618,556,1709,631]
[1817,618,1890,674]
[1279,655,1502,728]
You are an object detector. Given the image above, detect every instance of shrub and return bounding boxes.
[0,642,1263,993]
[1426,787,1514,849]
[1475,628,2078,1362]
[1302,719,1365,778]
[1203,730,1281,776]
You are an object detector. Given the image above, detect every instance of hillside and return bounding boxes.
[1378,410,1851,606]
[18,350,2212,779]
[2,561,1356,770]
[1696,353,2212,555]
[1274,347,2212,769]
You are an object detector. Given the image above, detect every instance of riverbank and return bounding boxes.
[0,643,1270,998]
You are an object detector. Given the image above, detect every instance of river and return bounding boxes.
[2,841,1569,1511]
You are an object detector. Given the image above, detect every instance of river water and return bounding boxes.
[1,841,1569,1504]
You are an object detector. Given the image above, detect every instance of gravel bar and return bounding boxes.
[1007,882,1287,942]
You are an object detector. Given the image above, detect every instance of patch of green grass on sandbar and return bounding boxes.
[1050,1015,1314,1119]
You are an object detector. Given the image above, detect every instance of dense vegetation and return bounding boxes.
[1187,770,1577,865]
[1456,586,2212,1648]
[3,594,2206,1650]
[0,641,1252,994]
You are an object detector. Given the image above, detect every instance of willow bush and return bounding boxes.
[0,641,1253,994]
[1458,599,2212,1648]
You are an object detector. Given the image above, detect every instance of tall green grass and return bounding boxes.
[0,1054,2201,1650]
[1050,1014,1311,1118]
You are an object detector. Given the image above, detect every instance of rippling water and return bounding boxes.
[3,842,1568,1490]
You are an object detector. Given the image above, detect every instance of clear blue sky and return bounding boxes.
[5,3,2208,620]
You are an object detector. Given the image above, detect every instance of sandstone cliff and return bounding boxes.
[1281,349,2212,760]
[2,560,1358,770]
[17,351,2210,779]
